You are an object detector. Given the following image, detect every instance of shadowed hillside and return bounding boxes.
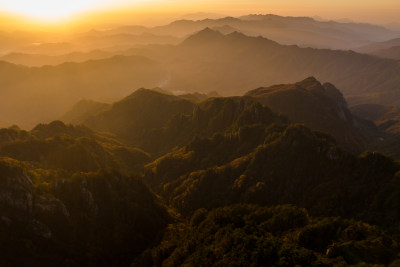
[144,122,400,229]
[245,77,380,151]
[0,158,170,266]
[80,78,378,154]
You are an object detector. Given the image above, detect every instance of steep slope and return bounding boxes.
[134,29,400,105]
[245,77,380,151]
[0,28,180,56]
[4,14,387,53]
[84,88,288,155]
[84,89,196,154]
[60,99,110,125]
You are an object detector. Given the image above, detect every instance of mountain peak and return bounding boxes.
[295,77,321,88]
[182,27,225,45]
[244,78,364,151]
[226,31,247,38]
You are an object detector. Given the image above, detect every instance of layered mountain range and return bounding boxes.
[2,77,400,265]
[356,37,400,59]
[1,14,396,56]
[1,27,400,128]
[2,13,400,266]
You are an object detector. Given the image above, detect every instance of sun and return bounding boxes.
[0,0,109,20]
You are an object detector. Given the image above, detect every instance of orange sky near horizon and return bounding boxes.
[0,0,399,28]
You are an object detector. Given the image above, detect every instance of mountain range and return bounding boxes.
[2,76,400,265]
[2,13,400,266]
[134,28,400,104]
[61,78,384,156]
[356,37,400,60]
[1,24,400,128]
[110,14,398,49]
[0,55,165,127]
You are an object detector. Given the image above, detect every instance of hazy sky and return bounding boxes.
[0,0,399,25]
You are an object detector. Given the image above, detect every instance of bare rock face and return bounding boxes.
[35,195,70,219]
[0,161,33,213]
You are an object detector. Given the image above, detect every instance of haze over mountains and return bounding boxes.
[356,37,400,60]
[0,14,398,59]
[1,17,400,128]
[3,12,400,266]
[0,55,165,127]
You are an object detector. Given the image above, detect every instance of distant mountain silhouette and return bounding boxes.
[61,99,110,125]
[181,27,225,45]
[356,37,400,60]
[370,46,400,60]
[211,25,238,34]
[72,32,181,51]
[134,14,397,49]
[2,28,400,127]
[0,50,114,67]
[134,28,400,105]
[0,29,180,56]
[0,14,395,54]
[0,55,166,128]
[357,37,400,53]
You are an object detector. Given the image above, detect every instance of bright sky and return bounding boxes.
[0,0,399,25]
[0,0,137,19]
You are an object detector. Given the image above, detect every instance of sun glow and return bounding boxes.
[0,0,120,21]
